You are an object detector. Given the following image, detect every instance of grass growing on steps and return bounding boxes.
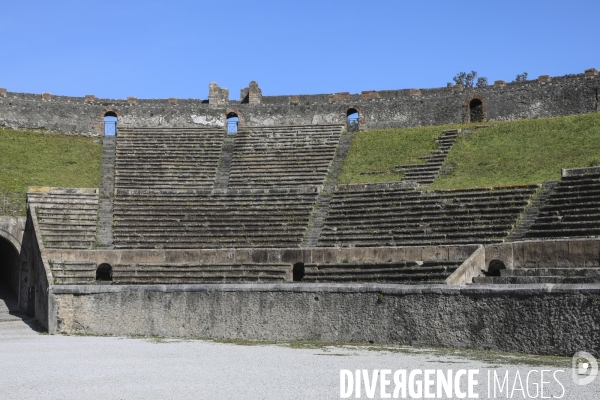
[338,123,473,185]
[430,113,600,189]
[338,113,600,188]
[0,128,102,216]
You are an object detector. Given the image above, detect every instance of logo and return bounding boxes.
[572,351,598,386]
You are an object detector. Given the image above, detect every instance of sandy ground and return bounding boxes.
[1,291,599,399]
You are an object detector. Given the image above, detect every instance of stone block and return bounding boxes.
[538,75,551,83]
[484,244,513,270]
[0,88,6,97]
[197,250,217,264]
[168,98,178,104]
[361,91,380,100]
[452,84,463,91]
[84,95,95,102]
[568,240,600,267]
[512,242,525,268]
[267,251,282,263]
[405,246,423,261]
[165,250,199,264]
[328,92,350,103]
[41,92,52,100]
[409,89,421,96]
[522,241,544,268]
[214,249,234,263]
[494,80,506,88]
[281,249,302,264]
[422,246,449,261]
[127,96,137,104]
[309,249,326,264]
[289,96,299,105]
[373,247,403,263]
[585,68,599,76]
[234,249,252,263]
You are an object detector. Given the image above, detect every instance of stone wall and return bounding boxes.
[484,238,600,271]
[49,283,600,356]
[0,71,598,136]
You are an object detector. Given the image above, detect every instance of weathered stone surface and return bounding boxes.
[50,283,600,357]
[0,72,597,136]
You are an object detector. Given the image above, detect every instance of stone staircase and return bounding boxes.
[302,260,463,284]
[28,188,99,249]
[96,136,115,248]
[214,135,235,189]
[394,129,458,185]
[473,267,600,284]
[113,187,320,249]
[228,124,343,187]
[524,167,600,239]
[302,133,354,247]
[506,181,559,241]
[115,127,224,190]
[317,184,539,247]
[50,261,97,284]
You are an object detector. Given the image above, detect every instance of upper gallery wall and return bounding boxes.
[0,70,598,136]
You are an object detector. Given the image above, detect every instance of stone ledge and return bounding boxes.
[49,282,600,295]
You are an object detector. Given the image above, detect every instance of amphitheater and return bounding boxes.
[1,69,600,357]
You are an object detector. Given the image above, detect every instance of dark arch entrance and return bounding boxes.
[0,236,20,303]
[96,263,113,283]
[469,99,484,123]
[104,111,118,136]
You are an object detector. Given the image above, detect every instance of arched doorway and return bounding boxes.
[96,263,113,283]
[469,99,484,123]
[346,108,359,132]
[226,112,239,134]
[104,112,118,136]
[0,236,20,309]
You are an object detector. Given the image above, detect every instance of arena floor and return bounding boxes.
[1,295,598,399]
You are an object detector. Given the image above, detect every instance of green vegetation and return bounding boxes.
[339,113,600,189]
[338,123,471,184]
[0,128,102,215]
[431,113,600,189]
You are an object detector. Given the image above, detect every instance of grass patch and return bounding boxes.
[0,128,102,215]
[338,124,470,184]
[338,113,600,189]
[430,113,600,189]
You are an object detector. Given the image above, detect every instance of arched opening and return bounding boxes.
[486,259,506,277]
[469,99,484,123]
[292,262,305,282]
[104,112,118,136]
[346,108,359,132]
[0,236,20,309]
[96,263,113,283]
[226,112,238,134]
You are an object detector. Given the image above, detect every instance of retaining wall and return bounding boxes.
[49,283,600,357]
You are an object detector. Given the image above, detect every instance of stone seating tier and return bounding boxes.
[49,261,291,284]
[113,187,320,249]
[28,188,99,249]
[302,260,463,284]
[472,267,600,284]
[525,173,600,239]
[229,125,343,187]
[115,127,225,190]
[318,185,538,247]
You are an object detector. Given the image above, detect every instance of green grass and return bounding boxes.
[338,124,471,184]
[431,113,600,189]
[339,113,600,189]
[0,128,102,215]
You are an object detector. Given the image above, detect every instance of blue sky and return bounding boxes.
[1,1,598,99]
